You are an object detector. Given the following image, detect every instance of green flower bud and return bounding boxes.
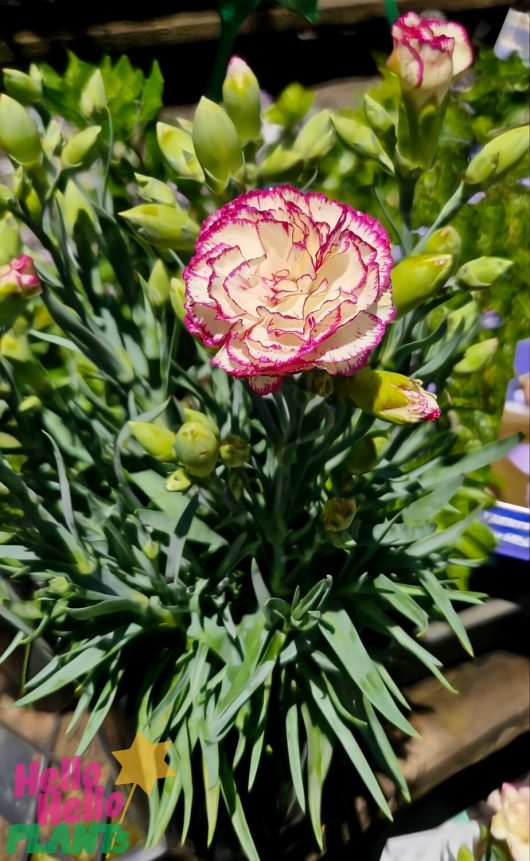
[347,369,441,425]
[42,119,62,158]
[453,338,498,374]
[156,122,204,182]
[363,94,394,134]
[3,67,42,104]
[143,539,160,559]
[135,172,176,206]
[60,180,95,236]
[0,432,21,450]
[182,408,219,436]
[146,259,171,307]
[331,114,393,172]
[80,69,107,117]
[322,498,357,532]
[129,420,176,461]
[392,253,453,317]
[192,97,243,192]
[165,467,192,492]
[61,125,101,169]
[219,434,250,468]
[456,256,513,289]
[346,436,382,475]
[174,421,219,477]
[259,146,303,180]
[170,277,186,322]
[265,83,315,130]
[293,110,335,161]
[19,395,41,413]
[0,332,33,362]
[0,94,41,165]
[0,214,21,265]
[222,56,262,147]
[119,203,199,250]
[47,576,73,597]
[423,226,461,259]
[465,126,529,186]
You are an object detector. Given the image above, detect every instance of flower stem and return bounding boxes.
[414,181,467,253]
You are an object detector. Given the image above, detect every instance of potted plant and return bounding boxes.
[0,8,528,859]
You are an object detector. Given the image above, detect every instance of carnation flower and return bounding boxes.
[388,12,473,104]
[0,254,41,299]
[488,783,530,861]
[183,185,394,394]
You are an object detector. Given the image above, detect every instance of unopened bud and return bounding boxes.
[0,432,21,450]
[265,83,315,130]
[424,226,461,259]
[346,436,386,475]
[322,498,357,532]
[80,69,107,117]
[363,94,394,134]
[392,253,453,317]
[223,56,261,147]
[170,277,186,322]
[0,94,41,165]
[143,539,160,559]
[61,126,101,168]
[347,369,441,425]
[135,172,176,206]
[165,468,192,492]
[174,421,219,477]
[2,67,42,104]
[331,114,393,172]
[465,126,529,186]
[0,255,41,299]
[19,395,41,413]
[146,259,170,307]
[192,97,243,192]
[219,434,250,468]
[156,123,204,182]
[0,214,21,265]
[456,256,513,289]
[294,110,335,161]
[453,338,498,374]
[182,408,219,436]
[119,203,198,250]
[259,146,303,179]
[60,179,95,235]
[129,420,176,461]
[0,332,32,362]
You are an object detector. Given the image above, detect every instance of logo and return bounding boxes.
[6,732,175,857]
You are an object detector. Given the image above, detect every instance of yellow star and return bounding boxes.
[112,731,176,796]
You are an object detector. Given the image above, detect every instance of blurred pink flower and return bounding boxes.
[0,254,41,299]
[183,185,394,395]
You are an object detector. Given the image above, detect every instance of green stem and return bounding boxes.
[206,17,242,101]
[414,182,467,253]
[398,174,417,255]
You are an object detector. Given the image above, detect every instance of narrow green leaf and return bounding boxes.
[420,570,474,655]
[286,701,306,813]
[320,610,419,737]
[361,696,410,802]
[301,702,333,850]
[219,753,260,861]
[308,676,392,818]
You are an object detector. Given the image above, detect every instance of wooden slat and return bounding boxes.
[354,650,530,829]
[0,0,515,63]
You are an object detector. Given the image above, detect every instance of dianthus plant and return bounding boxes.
[0,15,527,860]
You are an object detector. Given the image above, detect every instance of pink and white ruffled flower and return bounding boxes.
[183,185,394,395]
[388,12,473,104]
[488,783,530,861]
[0,254,41,299]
